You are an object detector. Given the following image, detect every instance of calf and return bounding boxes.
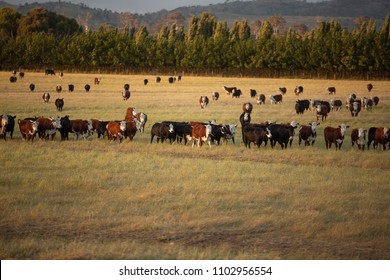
[18,119,39,141]
[351,128,366,151]
[324,124,349,150]
[299,122,319,146]
[367,127,390,150]
[243,102,253,113]
[106,121,127,143]
[199,96,209,109]
[270,94,282,104]
[191,124,212,147]
[256,94,265,105]
[55,98,64,111]
[42,92,50,103]
[316,104,328,122]
[330,99,342,111]
[151,123,174,144]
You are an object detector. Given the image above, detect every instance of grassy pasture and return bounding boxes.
[0,71,389,259]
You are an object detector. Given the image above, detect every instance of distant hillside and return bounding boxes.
[1,0,389,32]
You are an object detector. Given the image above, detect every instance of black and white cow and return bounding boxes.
[270,94,282,104]
[351,128,366,151]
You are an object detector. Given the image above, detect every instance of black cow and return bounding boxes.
[124,84,130,91]
[68,84,74,92]
[45,69,55,75]
[250,89,257,98]
[58,115,72,140]
[144,79,148,86]
[9,76,17,83]
[328,87,336,95]
[0,115,16,140]
[256,94,265,105]
[55,98,64,111]
[232,89,242,98]
[29,83,35,92]
[242,124,268,149]
[85,84,91,92]
[151,123,175,143]
[266,123,297,149]
[170,122,192,145]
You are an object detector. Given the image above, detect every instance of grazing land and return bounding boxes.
[0,71,389,259]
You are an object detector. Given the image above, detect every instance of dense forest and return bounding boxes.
[0,7,389,79]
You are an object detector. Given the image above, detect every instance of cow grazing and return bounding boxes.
[294,85,303,95]
[9,76,17,83]
[368,127,390,150]
[351,128,366,151]
[122,90,130,101]
[134,112,147,133]
[18,119,39,141]
[256,94,265,105]
[106,121,127,143]
[367,83,373,92]
[94,77,101,85]
[85,84,91,92]
[168,77,175,83]
[151,123,174,144]
[328,87,336,95]
[250,89,257,98]
[324,124,349,150]
[37,117,62,140]
[29,83,35,92]
[199,96,209,109]
[270,94,283,104]
[68,84,74,92]
[350,100,362,117]
[55,98,64,111]
[212,92,219,101]
[191,124,212,147]
[316,104,328,122]
[56,85,62,93]
[371,96,379,106]
[45,69,55,75]
[144,79,148,86]
[330,99,342,111]
[279,87,287,95]
[0,115,16,140]
[42,92,50,103]
[299,122,319,146]
[243,103,253,113]
[156,77,161,83]
[223,86,237,95]
[58,115,72,140]
[71,119,92,140]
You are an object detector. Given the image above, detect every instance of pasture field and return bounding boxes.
[0,71,389,259]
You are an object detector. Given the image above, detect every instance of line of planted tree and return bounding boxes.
[1,7,389,79]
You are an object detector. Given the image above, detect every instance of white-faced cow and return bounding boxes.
[270,94,283,104]
[232,89,242,98]
[55,98,64,111]
[151,123,174,144]
[37,117,62,140]
[0,115,16,140]
[324,124,349,150]
[330,99,342,111]
[18,119,39,141]
[199,96,209,109]
[56,85,62,93]
[256,94,265,105]
[124,119,142,141]
[266,123,297,149]
[191,124,212,147]
[299,122,320,146]
[212,92,219,101]
[42,92,50,103]
[316,104,328,122]
[134,112,147,133]
[294,85,303,95]
[350,100,362,117]
[367,127,390,150]
[243,103,253,113]
[125,107,138,121]
[351,128,366,151]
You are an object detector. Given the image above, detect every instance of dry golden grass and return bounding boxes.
[0,71,389,259]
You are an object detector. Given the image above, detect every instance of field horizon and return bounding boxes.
[0,71,389,259]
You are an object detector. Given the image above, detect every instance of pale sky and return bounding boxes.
[9,0,325,14]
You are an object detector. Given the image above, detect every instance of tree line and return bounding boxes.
[1,7,389,79]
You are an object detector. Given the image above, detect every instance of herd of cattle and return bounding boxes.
[2,71,389,151]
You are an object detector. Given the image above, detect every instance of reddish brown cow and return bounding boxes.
[124,119,142,141]
[351,128,366,151]
[71,119,92,140]
[316,104,328,121]
[324,124,349,150]
[223,86,237,95]
[371,127,390,150]
[199,96,209,109]
[94,77,101,85]
[299,122,319,146]
[106,121,127,143]
[243,102,253,113]
[18,119,39,141]
[125,107,138,122]
[87,119,101,137]
[37,117,62,140]
[42,92,50,103]
[191,124,212,147]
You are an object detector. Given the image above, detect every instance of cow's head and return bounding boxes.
[205,124,212,138]
[229,124,237,136]
[384,127,390,139]
[50,117,62,129]
[30,120,39,135]
[339,124,349,137]
[310,122,319,133]
[119,121,127,132]
[133,117,142,132]
[168,123,174,134]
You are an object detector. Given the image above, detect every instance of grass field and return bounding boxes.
[0,71,389,259]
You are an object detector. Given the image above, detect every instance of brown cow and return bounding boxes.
[324,124,349,150]
[328,87,336,95]
[243,102,253,113]
[199,96,209,109]
[125,107,138,122]
[351,128,366,151]
[94,77,101,85]
[316,104,328,121]
[191,124,212,147]
[369,127,390,150]
[87,119,101,137]
[124,119,142,141]
[223,86,237,95]
[42,92,50,103]
[71,119,92,140]
[279,87,287,95]
[299,122,319,146]
[106,121,127,143]
[367,83,373,92]
[18,119,39,141]
[37,117,62,140]
[122,90,130,101]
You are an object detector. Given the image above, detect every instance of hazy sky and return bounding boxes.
[10,1,325,14]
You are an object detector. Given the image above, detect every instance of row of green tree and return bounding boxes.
[1,8,389,76]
